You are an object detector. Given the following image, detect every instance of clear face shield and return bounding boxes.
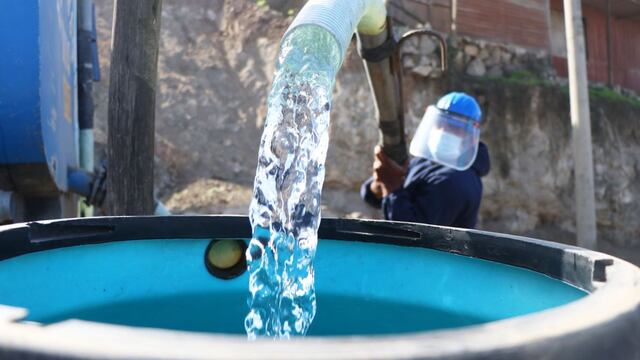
[409,106,481,170]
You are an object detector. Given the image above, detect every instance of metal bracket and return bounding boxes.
[395,28,448,72]
[86,160,107,207]
[392,28,448,148]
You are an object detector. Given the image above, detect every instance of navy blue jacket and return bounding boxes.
[361,142,490,228]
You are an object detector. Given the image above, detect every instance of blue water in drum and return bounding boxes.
[33,293,485,336]
[0,239,587,336]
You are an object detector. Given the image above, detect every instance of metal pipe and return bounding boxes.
[451,0,458,33]
[67,168,93,198]
[358,23,408,165]
[358,22,447,165]
[67,166,171,215]
[606,0,613,87]
[78,0,96,217]
[79,130,94,172]
[0,191,22,223]
[78,0,95,172]
[0,191,12,222]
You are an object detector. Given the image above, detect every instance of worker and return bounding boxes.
[361,92,490,228]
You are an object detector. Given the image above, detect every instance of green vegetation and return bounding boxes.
[483,70,552,87]
[479,70,640,107]
[255,0,297,17]
[589,86,640,108]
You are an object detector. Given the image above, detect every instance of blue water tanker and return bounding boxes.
[0,0,100,222]
[0,216,636,359]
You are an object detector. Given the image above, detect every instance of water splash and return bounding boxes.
[245,26,341,339]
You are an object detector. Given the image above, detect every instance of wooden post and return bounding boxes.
[563,0,597,249]
[107,0,162,215]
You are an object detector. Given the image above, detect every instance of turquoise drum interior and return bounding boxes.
[0,236,585,336]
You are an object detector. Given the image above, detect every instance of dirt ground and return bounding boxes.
[164,178,380,219]
[164,179,640,267]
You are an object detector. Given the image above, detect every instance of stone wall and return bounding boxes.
[399,34,552,80]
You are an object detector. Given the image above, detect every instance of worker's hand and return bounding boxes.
[373,146,408,197]
[369,179,385,200]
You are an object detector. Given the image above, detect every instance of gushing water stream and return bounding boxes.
[245,25,341,339]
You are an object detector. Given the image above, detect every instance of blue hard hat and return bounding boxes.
[436,92,482,122]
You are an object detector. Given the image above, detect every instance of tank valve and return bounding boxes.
[204,239,247,280]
